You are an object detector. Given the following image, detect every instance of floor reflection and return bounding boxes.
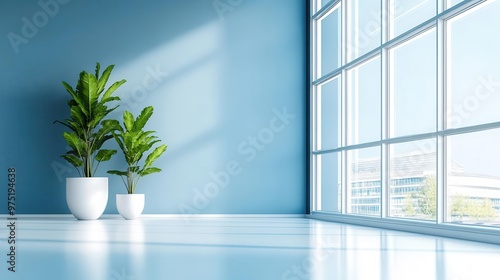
[63,220,109,280]
[0,216,499,280]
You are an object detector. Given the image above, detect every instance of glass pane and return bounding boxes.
[389,139,437,220]
[347,56,381,145]
[318,6,341,77]
[390,0,436,39]
[390,29,436,137]
[318,77,341,150]
[446,1,500,129]
[317,152,342,212]
[347,146,381,216]
[347,0,381,62]
[447,129,500,226]
[446,0,465,10]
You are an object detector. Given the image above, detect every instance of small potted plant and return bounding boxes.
[108,106,167,219]
[55,62,126,220]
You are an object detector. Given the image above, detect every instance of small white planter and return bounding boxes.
[66,177,108,220]
[116,194,145,220]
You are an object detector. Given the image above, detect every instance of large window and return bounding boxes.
[310,0,500,239]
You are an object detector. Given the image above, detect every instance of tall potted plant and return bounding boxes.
[108,106,167,220]
[55,62,126,220]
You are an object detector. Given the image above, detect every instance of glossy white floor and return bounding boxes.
[1,216,499,280]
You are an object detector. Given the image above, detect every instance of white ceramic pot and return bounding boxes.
[66,177,108,220]
[116,194,145,220]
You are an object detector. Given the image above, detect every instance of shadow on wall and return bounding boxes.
[0,0,306,215]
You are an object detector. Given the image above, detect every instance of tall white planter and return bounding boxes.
[66,177,108,220]
[116,194,145,220]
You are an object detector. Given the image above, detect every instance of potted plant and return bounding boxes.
[108,106,167,219]
[55,62,126,220]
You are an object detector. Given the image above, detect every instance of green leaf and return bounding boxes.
[54,120,77,134]
[66,86,88,118]
[139,167,162,177]
[70,106,86,128]
[87,111,106,129]
[135,131,156,147]
[97,64,113,94]
[62,81,76,99]
[102,79,126,100]
[108,170,127,176]
[95,149,117,162]
[95,62,101,80]
[112,132,126,154]
[87,74,99,118]
[61,154,83,168]
[94,119,119,144]
[123,111,134,132]
[131,148,144,164]
[133,106,154,132]
[101,96,121,104]
[144,144,167,169]
[93,134,113,152]
[63,132,83,156]
[144,138,160,151]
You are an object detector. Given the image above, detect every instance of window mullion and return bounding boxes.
[310,0,318,212]
[380,0,389,219]
[341,0,348,214]
[436,0,445,225]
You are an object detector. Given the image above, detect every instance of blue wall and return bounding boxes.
[0,0,306,214]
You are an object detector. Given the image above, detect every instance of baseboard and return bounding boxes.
[0,214,306,219]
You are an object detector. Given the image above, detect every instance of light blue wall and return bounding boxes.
[0,0,306,214]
